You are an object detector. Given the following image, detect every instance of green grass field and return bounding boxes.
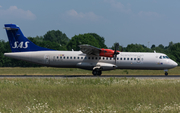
[0,67,180,112]
[1,78,180,112]
[0,66,180,75]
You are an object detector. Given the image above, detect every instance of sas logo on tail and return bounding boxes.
[12,41,29,49]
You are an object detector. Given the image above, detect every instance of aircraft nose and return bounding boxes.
[172,61,178,67]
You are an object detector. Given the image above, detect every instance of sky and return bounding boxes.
[0,0,180,48]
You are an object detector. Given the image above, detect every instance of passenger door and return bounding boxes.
[44,55,50,64]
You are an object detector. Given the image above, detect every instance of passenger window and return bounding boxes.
[110,58,112,60]
[88,57,90,60]
[67,57,69,59]
[138,58,140,60]
[92,57,94,60]
[57,56,59,59]
[159,56,162,59]
[134,58,136,60]
[60,57,62,59]
[124,58,126,60]
[77,57,79,59]
[117,58,119,60]
[99,57,101,60]
[106,57,108,60]
[81,57,83,59]
[74,57,76,59]
[95,57,97,60]
[163,56,166,59]
[120,58,122,60]
[85,57,87,59]
[131,58,133,60]
[63,57,65,59]
[127,58,129,60]
[103,57,105,60]
[70,57,72,59]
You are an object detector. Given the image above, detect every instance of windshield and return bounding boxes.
[165,56,169,59]
[159,56,170,59]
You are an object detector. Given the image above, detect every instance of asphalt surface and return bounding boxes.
[0,75,180,78]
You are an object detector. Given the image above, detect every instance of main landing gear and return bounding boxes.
[92,68,102,76]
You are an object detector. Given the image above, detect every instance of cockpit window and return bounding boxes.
[165,56,169,59]
[159,55,170,59]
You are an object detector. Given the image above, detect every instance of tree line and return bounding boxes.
[0,29,180,67]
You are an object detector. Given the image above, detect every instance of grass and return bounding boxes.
[0,66,180,75]
[1,78,180,112]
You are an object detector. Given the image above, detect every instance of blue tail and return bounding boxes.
[4,24,54,52]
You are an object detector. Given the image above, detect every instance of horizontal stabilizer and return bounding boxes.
[4,27,19,30]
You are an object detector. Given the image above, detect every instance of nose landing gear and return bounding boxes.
[165,72,168,76]
[164,69,168,76]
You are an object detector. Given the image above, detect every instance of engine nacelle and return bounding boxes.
[77,62,117,71]
[99,48,115,57]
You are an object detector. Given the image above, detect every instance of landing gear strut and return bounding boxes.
[92,68,102,76]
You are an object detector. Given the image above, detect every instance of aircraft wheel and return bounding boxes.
[92,69,102,76]
[97,69,102,76]
[165,72,168,76]
[92,69,97,76]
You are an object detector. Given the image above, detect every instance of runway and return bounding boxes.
[1,75,180,78]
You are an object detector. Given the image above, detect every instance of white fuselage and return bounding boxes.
[4,51,177,71]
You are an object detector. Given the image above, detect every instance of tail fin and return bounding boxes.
[4,24,54,52]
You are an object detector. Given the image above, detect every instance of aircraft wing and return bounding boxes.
[79,44,101,56]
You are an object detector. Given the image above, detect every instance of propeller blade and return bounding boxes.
[114,43,119,65]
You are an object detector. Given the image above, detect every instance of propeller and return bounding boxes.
[114,43,120,64]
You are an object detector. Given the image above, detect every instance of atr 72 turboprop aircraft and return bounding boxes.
[4,24,178,76]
